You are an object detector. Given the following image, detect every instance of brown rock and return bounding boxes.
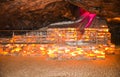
[0,0,77,30]
[68,0,120,17]
[0,0,120,30]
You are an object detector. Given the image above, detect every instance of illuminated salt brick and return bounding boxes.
[0,24,114,60]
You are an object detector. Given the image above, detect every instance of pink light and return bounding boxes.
[79,12,90,22]
[85,14,96,28]
[79,8,96,28]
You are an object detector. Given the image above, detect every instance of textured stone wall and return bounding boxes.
[68,0,120,17]
[0,0,78,30]
[0,0,120,30]
[0,0,120,44]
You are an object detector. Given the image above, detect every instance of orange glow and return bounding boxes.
[88,53,95,57]
[70,52,77,56]
[96,55,105,59]
[107,17,120,22]
[0,27,115,60]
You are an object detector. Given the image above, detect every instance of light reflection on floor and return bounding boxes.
[0,54,120,77]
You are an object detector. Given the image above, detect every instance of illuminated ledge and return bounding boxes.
[0,26,114,60]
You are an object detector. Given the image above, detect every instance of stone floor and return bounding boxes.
[0,54,120,77]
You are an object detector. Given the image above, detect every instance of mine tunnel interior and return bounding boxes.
[0,0,120,45]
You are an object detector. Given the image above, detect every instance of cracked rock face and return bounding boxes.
[0,0,79,30]
[0,0,120,30]
[68,0,120,17]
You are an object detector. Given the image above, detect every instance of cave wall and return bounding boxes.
[0,0,120,30]
[0,0,78,30]
[68,0,120,17]
[0,0,120,45]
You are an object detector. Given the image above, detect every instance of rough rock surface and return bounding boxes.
[0,0,120,30]
[68,0,120,17]
[0,0,78,30]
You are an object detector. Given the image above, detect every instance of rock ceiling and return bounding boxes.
[0,0,120,30]
[68,0,120,17]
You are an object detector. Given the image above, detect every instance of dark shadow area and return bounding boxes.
[108,21,120,45]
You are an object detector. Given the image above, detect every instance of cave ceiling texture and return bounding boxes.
[0,0,120,30]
